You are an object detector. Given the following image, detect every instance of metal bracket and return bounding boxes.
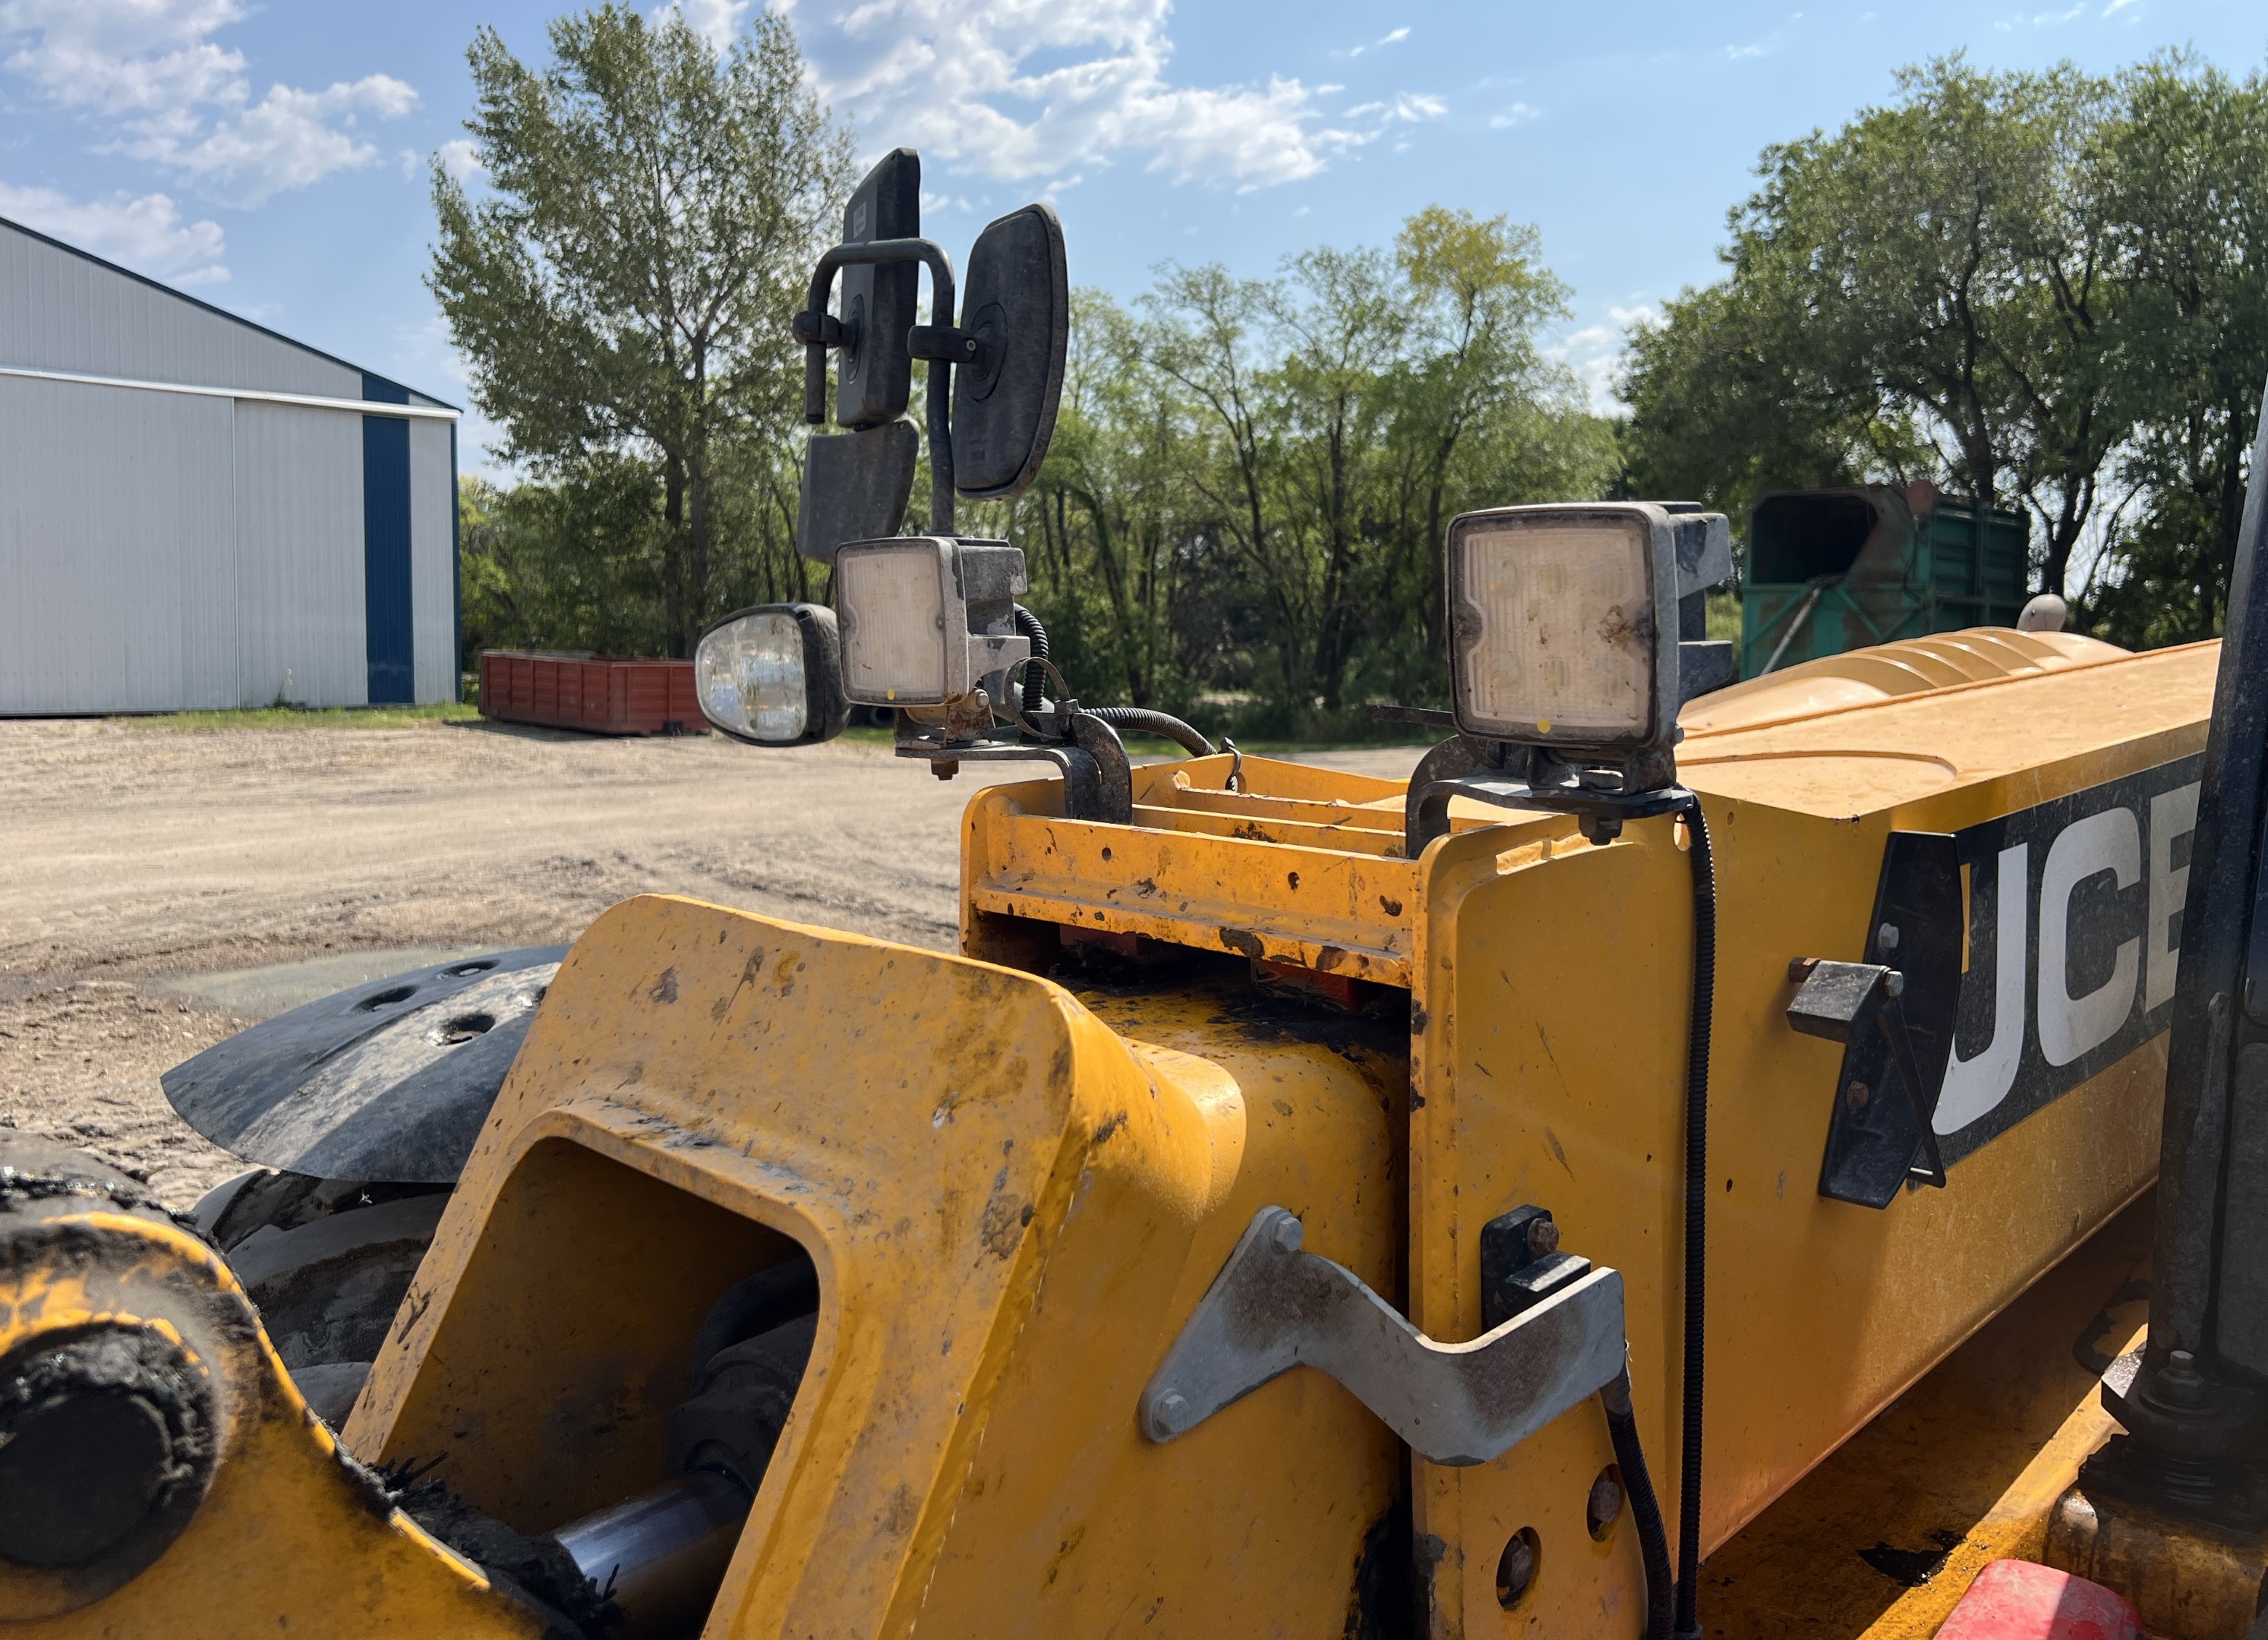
[1138,1206,1626,1467]
[1788,959,1951,1203]
[894,710,1132,823]
[1785,831,1962,1208]
[1404,736,1690,856]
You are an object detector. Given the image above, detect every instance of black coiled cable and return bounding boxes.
[1673,794,1715,1640]
[1601,1366,1677,1640]
[1083,707,1215,758]
[1599,793,1714,1640]
[1012,606,1049,715]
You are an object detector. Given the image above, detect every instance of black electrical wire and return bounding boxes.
[1084,707,1216,758]
[1012,606,1049,715]
[1673,794,1716,1640]
[1600,1365,1676,1640]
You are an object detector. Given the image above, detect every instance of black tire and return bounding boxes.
[189,1169,451,1425]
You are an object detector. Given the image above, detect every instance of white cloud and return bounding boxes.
[0,0,418,205]
[437,138,484,182]
[2103,0,2140,11]
[660,0,751,51]
[1344,25,1410,58]
[1490,102,1539,129]
[0,0,246,113]
[128,75,418,206]
[0,179,227,283]
[1344,91,1445,122]
[803,0,1383,191]
[1546,302,1661,413]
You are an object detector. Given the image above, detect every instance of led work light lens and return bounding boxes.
[696,610,808,741]
[837,542,951,705]
[1452,517,1654,743]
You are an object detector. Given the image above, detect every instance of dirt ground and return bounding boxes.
[0,717,1421,1210]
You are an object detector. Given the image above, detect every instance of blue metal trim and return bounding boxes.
[362,372,415,705]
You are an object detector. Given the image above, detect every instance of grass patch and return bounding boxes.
[118,702,484,733]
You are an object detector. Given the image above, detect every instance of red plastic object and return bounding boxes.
[478,651,708,736]
[1936,1560,2140,1640]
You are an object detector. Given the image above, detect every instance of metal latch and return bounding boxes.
[1139,1206,1626,1467]
[1786,830,1963,1209]
[1789,957,1951,1202]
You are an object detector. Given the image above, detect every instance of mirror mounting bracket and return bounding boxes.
[800,235,958,532]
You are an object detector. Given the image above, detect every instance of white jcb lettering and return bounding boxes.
[2147,782,2200,1013]
[2039,806,2142,1068]
[1936,843,2029,1134]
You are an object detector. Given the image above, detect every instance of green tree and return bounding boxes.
[431,4,850,655]
[1621,57,2126,595]
[2082,57,2268,645]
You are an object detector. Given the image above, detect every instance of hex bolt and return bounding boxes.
[1525,1218,1561,1259]
[1494,1528,1540,1609]
[1150,1391,1188,1439]
[1586,1468,1625,1539]
[1270,1214,1305,1255]
[1877,922,1901,953]
[1884,971,1907,998]
[2159,1350,2210,1411]
[1847,1080,1871,1112]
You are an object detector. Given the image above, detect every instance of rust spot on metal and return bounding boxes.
[1218,927,1266,960]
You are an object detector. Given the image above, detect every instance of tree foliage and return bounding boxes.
[1620,53,2268,646]
[939,210,1617,730]
[432,4,850,656]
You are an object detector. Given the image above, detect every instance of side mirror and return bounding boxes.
[833,147,920,429]
[951,203,1068,500]
[694,604,849,746]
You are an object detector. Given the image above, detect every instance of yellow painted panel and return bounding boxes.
[0,1207,541,1638]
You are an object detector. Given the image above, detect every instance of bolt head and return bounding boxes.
[1884,971,1906,998]
[1878,922,1901,952]
[1525,1217,1561,1258]
[1270,1214,1305,1255]
[1151,1391,1188,1438]
[2159,1350,2210,1410]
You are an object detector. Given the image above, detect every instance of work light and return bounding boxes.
[1444,503,1682,760]
[834,536,1030,711]
[694,603,848,746]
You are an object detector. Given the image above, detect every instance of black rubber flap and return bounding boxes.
[159,948,566,1184]
[952,202,1068,499]
[797,420,918,563]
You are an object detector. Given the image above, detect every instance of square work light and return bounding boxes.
[1444,503,1681,760]
[834,536,1030,710]
[693,603,848,746]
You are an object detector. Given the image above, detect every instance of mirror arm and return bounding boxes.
[801,235,957,534]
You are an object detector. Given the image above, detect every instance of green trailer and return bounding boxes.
[1737,482,2031,677]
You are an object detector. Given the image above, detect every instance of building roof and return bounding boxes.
[0,212,456,411]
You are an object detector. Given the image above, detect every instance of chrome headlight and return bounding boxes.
[694,604,848,746]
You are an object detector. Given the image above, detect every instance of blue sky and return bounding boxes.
[2,0,2263,475]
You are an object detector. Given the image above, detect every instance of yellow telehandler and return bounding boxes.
[5,148,2265,1640]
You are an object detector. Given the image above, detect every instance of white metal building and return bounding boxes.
[0,215,460,714]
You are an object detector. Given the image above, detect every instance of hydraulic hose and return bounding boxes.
[1673,794,1717,1640]
[1013,606,1049,715]
[1600,1366,1676,1640]
[1083,707,1216,758]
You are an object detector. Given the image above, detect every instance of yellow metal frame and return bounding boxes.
[0,1194,541,1637]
